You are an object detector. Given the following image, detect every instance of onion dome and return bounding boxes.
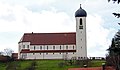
[75,4,87,17]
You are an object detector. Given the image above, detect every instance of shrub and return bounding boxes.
[58,62,65,68]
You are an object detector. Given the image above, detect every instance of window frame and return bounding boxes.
[27,45,29,49]
[66,45,68,49]
[47,46,48,50]
[34,46,35,50]
[53,46,55,49]
[40,46,42,50]
[60,46,61,50]
[23,45,25,49]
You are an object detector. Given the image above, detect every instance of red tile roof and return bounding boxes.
[19,32,76,45]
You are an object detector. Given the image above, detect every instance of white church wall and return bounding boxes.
[29,45,75,51]
[68,45,76,50]
[25,52,76,59]
[67,52,76,59]
[19,52,76,59]
[19,43,76,59]
[44,53,63,59]
[18,42,30,59]
[19,42,30,50]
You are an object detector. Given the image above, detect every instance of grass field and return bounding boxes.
[35,60,80,70]
[0,62,6,70]
[0,60,105,70]
[90,60,106,67]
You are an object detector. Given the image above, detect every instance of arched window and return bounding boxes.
[80,18,82,25]
[79,18,83,29]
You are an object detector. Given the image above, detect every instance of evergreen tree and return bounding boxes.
[107,30,120,70]
[107,0,120,69]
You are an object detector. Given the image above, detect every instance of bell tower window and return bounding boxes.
[80,18,82,25]
[79,18,83,29]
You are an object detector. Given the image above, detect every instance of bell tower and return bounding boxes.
[75,4,87,59]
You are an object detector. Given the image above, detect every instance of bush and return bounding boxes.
[58,62,65,68]
[25,61,37,70]
[92,57,95,60]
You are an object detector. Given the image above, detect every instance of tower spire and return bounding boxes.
[80,4,82,9]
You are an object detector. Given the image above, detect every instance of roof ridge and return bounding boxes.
[24,32,76,34]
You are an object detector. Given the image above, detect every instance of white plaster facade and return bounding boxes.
[76,17,87,58]
[18,42,76,59]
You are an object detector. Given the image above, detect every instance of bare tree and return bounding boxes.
[4,48,14,57]
[0,51,4,55]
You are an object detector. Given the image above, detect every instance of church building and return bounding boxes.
[18,5,87,59]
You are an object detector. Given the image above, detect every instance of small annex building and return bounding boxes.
[18,5,87,59]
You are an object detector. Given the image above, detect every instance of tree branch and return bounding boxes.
[113,13,120,18]
[108,0,120,4]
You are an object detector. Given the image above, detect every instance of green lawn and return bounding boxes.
[36,60,79,70]
[0,60,105,70]
[90,60,106,67]
[0,62,6,70]
[16,60,33,70]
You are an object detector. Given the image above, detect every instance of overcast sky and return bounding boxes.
[0,0,119,57]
